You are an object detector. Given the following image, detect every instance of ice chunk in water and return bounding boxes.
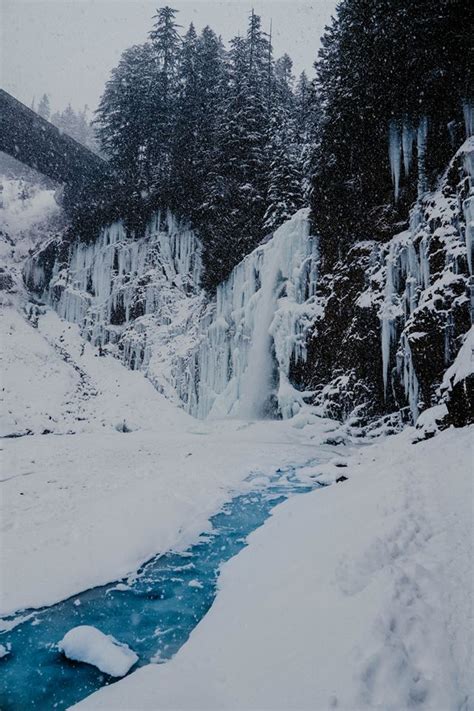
[58,625,138,677]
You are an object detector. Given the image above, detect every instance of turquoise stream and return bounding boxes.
[0,466,323,710]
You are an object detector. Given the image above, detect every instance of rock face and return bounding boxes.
[24,140,473,427]
[297,138,473,427]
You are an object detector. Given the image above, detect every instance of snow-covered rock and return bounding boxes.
[58,626,138,677]
[22,140,472,427]
[304,138,473,426]
[440,325,474,426]
[441,325,474,391]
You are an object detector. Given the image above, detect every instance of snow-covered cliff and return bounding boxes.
[25,208,320,419]
[24,211,205,402]
[23,139,473,428]
[301,137,473,427]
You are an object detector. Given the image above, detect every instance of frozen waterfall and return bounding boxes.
[25,210,202,350]
[185,209,320,420]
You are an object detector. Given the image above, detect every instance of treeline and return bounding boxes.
[33,94,99,154]
[95,8,317,288]
[95,2,472,289]
[311,0,473,266]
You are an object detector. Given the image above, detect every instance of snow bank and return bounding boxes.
[59,626,137,677]
[0,304,339,615]
[76,425,473,710]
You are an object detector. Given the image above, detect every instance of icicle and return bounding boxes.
[464,195,474,275]
[401,119,415,176]
[417,116,429,198]
[401,334,419,422]
[463,100,474,138]
[389,120,402,202]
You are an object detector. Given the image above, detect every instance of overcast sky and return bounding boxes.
[1,0,337,114]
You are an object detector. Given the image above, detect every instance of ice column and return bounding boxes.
[389,120,402,202]
[417,117,429,198]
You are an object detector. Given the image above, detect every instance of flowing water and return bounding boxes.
[0,466,324,710]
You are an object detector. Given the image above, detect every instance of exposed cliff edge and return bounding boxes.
[21,139,473,429]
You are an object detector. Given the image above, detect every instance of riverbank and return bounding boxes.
[76,424,473,711]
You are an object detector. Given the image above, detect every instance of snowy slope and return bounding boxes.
[76,424,473,711]
[0,302,342,615]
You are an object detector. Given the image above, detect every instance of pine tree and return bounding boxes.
[93,6,310,289]
[37,94,51,121]
[171,24,226,219]
[148,6,182,197]
[264,55,304,232]
[310,0,473,266]
[95,43,155,192]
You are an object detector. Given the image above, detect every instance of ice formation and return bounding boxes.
[25,207,320,420]
[402,120,415,176]
[183,209,320,419]
[23,138,472,426]
[464,147,474,275]
[416,116,429,198]
[463,100,474,139]
[24,209,204,399]
[378,137,473,419]
[388,117,428,201]
[58,626,138,677]
[388,120,402,202]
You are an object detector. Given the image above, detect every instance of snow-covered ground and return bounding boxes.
[1,173,472,710]
[0,304,340,616]
[76,424,473,711]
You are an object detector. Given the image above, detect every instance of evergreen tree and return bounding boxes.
[311,0,473,266]
[148,6,182,196]
[95,43,155,193]
[171,24,226,218]
[94,6,311,288]
[37,94,50,121]
[264,54,304,231]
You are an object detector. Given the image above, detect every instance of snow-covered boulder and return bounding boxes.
[414,403,449,440]
[58,626,138,677]
[441,325,474,426]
